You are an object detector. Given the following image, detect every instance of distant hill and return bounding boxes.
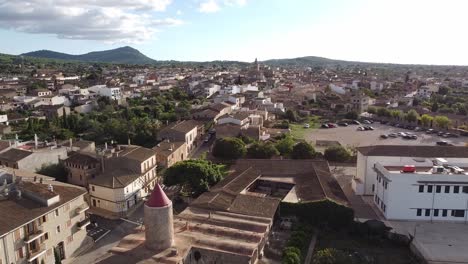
[22,46,156,65]
[263,56,374,67]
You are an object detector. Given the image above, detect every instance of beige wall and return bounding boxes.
[0,194,89,264]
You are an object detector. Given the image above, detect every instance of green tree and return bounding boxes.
[434,115,451,129]
[420,114,433,127]
[390,110,403,120]
[324,145,351,162]
[212,137,246,159]
[37,163,68,182]
[247,142,279,159]
[163,159,226,196]
[275,135,295,156]
[376,107,391,117]
[345,111,358,120]
[291,142,316,159]
[285,109,298,122]
[367,106,377,114]
[431,101,439,112]
[405,109,420,123]
[312,248,351,264]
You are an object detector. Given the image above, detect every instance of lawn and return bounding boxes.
[290,121,319,140]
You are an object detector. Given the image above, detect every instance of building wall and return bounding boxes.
[66,162,100,187]
[17,148,68,172]
[0,194,88,264]
[156,145,187,168]
[374,166,468,222]
[183,247,254,264]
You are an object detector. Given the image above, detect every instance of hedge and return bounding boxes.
[280,199,354,229]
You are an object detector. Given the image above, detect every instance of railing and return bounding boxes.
[24,227,45,244]
[27,245,46,262]
[77,218,91,230]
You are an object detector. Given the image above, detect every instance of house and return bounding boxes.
[28,89,52,97]
[63,152,101,187]
[88,146,158,218]
[350,93,370,113]
[157,120,204,154]
[0,147,68,172]
[36,105,70,119]
[192,102,233,122]
[153,140,187,168]
[0,169,90,264]
[354,145,468,196]
[88,85,121,100]
[416,85,439,99]
[217,112,251,127]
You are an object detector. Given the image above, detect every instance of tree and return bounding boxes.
[431,101,439,112]
[438,86,450,95]
[163,160,226,196]
[247,142,279,159]
[291,142,316,159]
[420,114,433,127]
[212,137,246,159]
[324,145,351,162]
[37,163,68,182]
[312,248,351,264]
[434,115,451,129]
[390,110,402,120]
[376,107,390,118]
[367,106,377,114]
[285,109,298,122]
[405,109,419,123]
[275,135,295,156]
[345,111,358,120]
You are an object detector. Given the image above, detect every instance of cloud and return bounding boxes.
[0,0,180,43]
[198,0,246,13]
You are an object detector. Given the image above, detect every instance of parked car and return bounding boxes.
[426,129,435,134]
[338,122,348,127]
[436,140,450,146]
[364,126,374,130]
[327,123,337,128]
[304,123,310,128]
[410,135,418,140]
[380,134,388,139]
[414,127,423,132]
[321,124,329,129]
[363,120,371,124]
[204,134,212,143]
[357,126,365,131]
[437,131,445,136]
[352,120,361,125]
[397,132,407,137]
[388,133,398,138]
[380,120,389,124]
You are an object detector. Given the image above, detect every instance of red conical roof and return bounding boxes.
[146,184,171,207]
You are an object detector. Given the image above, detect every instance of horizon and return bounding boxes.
[2,0,468,65]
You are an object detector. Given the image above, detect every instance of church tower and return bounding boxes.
[144,184,174,251]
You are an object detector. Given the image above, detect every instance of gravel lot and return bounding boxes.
[305,123,467,148]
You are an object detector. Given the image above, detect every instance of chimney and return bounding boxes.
[128,138,131,146]
[16,190,21,199]
[105,142,108,150]
[69,138,73,148]
[47,184,53,192]
[170,144,174,151]
[39,178,43,184]
[34,134,38,149]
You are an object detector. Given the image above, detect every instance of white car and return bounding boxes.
[357,126,365,131]
[397,132,406,137]
[304,123,310,128]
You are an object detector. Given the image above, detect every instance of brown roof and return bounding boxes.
[357,145,468,158]
[208,102,231,112]
[89,167,140,188]
[152,141,185,156]
[64,152,99,166]
[0,148,32,162]
[164,120,202,134]
[119,146,155,162]
[0,140,11,152]
[0,181,86,237]
[229,194,280,218]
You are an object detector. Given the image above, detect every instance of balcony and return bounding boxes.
[27,245,46,262]
[77,218,91,230]
[75,203,89,215]
[24,228,45,244]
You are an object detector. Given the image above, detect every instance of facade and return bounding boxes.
[350,93,370,113]
[0,171,89,264]
[0,147,68,172]
[157,120,203,154]
[354,145,468,196]
[373,163,468,222]
[88,85,121,100]
[64,152,101,187]
[88,146,158,218]
[152,140,187,168]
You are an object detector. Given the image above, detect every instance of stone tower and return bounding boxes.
[144,184,174,251]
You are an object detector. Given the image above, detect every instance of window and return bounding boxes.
[372,184,375,192]
[418,185,424,193]
[454,186,460,193]
[434,209,439,217]
[55,209,59,217]
[56,225,61,233]
[445,186,450,193]
[427,185,433,193]
[91,186,95,192]
[44,232,49,240]
[451,210,465,218]
[416,209,422,216]
[67,220,72,228]
[436,186,441,193]
[384,182,388,189]
[442,209,448,217]
[14,229,21,241]
[463,186,468,193]
[16,247,24,260]
[425,209,430,216]
[67,235,74,244]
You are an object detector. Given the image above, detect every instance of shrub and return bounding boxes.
[212,137,246,159]
[324,145,351,162]
[247,142,279,159]
[291,142,316,159]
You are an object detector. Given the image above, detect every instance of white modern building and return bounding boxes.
[354,145,468,221]
[88,85,121,100]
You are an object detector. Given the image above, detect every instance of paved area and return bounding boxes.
[69,205,144,264]
[389,221,468,264]
[305,124,466,147]
[331,165,379,220]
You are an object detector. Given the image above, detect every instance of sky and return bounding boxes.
[1,0,468,65]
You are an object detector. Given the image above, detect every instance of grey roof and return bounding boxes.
[89,167,140,188]
[119,146,155,162]
[357,145,468,158]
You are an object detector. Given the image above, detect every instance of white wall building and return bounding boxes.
[88,85,121,100]
[373,163,468,222]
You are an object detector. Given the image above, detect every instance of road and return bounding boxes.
[68,205,144,264]
[191,137,215,159]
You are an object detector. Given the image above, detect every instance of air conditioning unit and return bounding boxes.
[432,166,445,174]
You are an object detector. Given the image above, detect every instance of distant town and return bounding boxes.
[0,48,467,264]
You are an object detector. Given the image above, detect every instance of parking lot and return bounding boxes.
[305,123,467,148]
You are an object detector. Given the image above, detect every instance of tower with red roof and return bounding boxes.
[144,184,174,251]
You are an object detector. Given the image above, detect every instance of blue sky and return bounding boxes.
[1,0,468,64]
